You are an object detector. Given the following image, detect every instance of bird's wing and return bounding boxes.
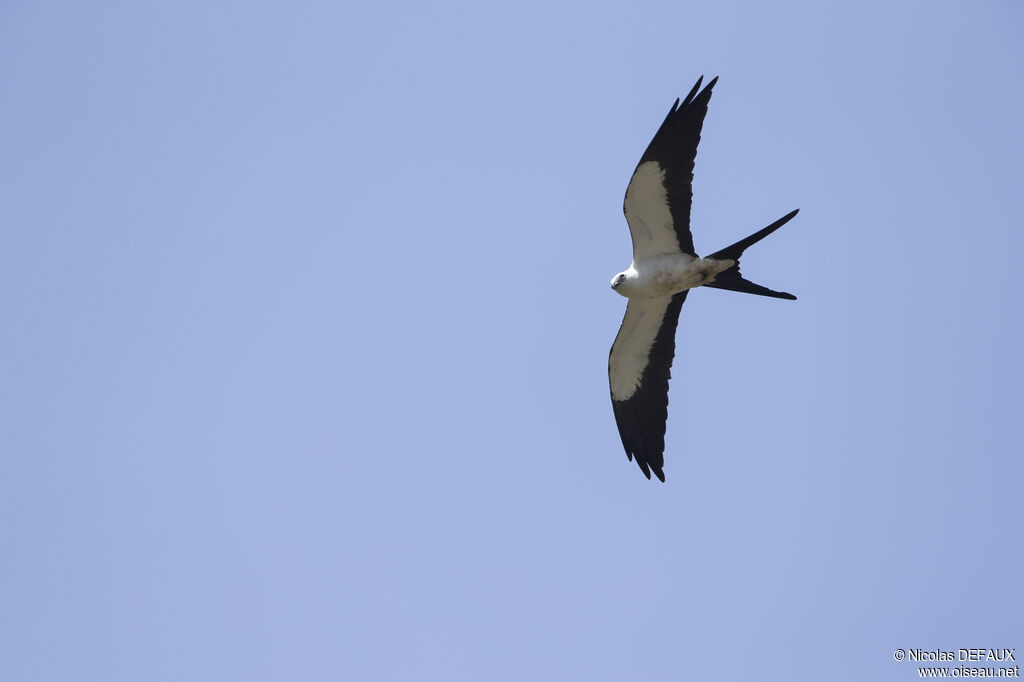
[608,291,688,482]
[623,76,717,261]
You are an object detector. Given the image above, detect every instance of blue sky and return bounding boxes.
[2,1,1022,680]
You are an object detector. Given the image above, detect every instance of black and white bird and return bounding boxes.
[609,76,798,482]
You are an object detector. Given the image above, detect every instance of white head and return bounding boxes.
[610,271,629,297]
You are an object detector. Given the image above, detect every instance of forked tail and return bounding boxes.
[704,209,799,300]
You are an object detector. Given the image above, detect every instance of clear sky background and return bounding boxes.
[2,2,1022,680]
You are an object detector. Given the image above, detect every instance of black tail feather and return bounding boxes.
[704,268,796,300]
[704,209,799,300]
[707,209,799,261]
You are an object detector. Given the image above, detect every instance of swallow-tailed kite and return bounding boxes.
[609,76,798,482]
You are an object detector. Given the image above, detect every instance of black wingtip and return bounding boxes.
[633,458,666,482]
[680,77,703,107]
[622,434,667,482]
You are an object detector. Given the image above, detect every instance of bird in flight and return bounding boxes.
[608,76,798,482]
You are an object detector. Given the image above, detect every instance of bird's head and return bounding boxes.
[610,272,628,293]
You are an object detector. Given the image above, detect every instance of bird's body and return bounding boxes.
[608,76,799,482]
[612,253,734,300]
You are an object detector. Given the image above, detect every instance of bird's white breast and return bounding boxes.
[621,254,734,299]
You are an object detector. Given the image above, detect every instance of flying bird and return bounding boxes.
[609,76,798,482]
